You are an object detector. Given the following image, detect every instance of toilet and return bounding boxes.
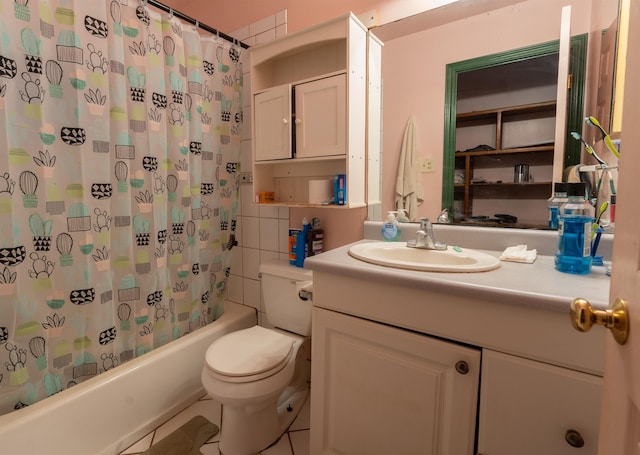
[201,260,313,455]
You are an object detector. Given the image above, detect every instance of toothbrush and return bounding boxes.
[570,132,607,166]
[585,116,621,159]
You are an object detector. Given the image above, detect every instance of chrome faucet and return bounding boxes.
[407,217,447,250]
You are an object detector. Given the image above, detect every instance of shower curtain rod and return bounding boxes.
[146,0,249,49]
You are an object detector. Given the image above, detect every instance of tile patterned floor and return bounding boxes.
[120,394,310,455]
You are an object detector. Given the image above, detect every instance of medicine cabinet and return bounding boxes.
[250,13,382,208]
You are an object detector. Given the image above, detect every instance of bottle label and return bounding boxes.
[382,223,398,240]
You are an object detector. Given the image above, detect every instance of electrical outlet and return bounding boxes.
[420,157,434,173]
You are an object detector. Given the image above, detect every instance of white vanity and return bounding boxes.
[305,224,610,455]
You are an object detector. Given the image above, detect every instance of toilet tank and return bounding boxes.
[259,260,313,336]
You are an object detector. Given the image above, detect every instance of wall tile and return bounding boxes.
[259,217,279,253]
[275,10,288,27]
[242,277,260,310]
[255,28,277,45]
[249,15,276,36]
[241,215,260,249]
[242,246,260,279]
[240,185,259,217]
[279,219,291,254]
[259,205,279,219]
[226,273,243,303]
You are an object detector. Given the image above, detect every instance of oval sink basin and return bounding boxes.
[349,242,500,272]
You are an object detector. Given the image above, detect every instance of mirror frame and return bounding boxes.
[441,34,588,213]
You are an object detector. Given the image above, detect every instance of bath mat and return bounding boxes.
[142,415,219,455]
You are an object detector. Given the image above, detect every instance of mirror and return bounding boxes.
[371,0,620,224]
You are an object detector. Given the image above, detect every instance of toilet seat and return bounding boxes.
[205,326,295,383]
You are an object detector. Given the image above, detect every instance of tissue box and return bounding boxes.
[334,174,346,205]
[308,179,332,204]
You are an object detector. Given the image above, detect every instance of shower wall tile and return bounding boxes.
[249,15,276,37]
[259,218,279,252]
[279,219,290,254]
[259,205,279,219]
[240,185,259,217]
[227,274,243,303]
[241,216,260,249]
[242,247,260,279]
[276,10,287,27]
[242,277,261,311]
[229,11,290,323]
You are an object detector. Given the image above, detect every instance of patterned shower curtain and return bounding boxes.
[0,0,243,415]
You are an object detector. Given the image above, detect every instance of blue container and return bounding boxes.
[554,183,594,275]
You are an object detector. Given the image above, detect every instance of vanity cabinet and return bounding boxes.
[307,246,606,455]
[311,307,481,455]
[250,13,382,207]
[454,101,557,226]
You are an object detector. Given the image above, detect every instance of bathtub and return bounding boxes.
[0,301,256,455]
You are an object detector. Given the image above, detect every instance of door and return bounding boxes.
[294,74,346,158]
[310,307,481,455]
[596,3,640,453]
[253,84,292,161]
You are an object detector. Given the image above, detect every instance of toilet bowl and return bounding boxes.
[201,260,312,455]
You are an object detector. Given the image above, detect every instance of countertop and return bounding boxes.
[304,240,612,313]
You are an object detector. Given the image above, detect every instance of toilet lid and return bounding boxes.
[205,326,294,377]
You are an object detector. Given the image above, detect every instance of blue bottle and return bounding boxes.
[554,183,595,274]
[547,182,568,230]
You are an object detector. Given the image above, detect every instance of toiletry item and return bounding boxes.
[382,211,401,241]
[554,182,595,275]
[288,229,301,265]
[306,217,324,257]
[547,182,568,230]
[295,218,311,267]
[396,209,410,222]
[610,194,616,224]
[334,174,346,205]
[514,164,530,183]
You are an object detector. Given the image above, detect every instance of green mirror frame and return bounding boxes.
[441,34,588,213]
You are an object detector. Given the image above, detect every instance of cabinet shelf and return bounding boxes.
[455,100,556,222]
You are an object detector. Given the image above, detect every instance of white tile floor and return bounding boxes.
[120,394,311,455]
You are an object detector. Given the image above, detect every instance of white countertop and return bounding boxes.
[305,239,611,313]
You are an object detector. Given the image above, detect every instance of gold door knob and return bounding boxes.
[570,297,629,345]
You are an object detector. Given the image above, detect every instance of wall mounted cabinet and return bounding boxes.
[250,13,382,208]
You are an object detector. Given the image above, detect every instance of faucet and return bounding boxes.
[407,217,447,250]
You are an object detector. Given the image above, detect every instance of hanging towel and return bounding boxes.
[395,115,424,220]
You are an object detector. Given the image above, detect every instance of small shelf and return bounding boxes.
[455,100,556,222]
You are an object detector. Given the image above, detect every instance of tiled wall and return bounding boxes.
[226,11,290,326]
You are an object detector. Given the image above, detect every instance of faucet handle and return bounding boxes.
[419,217,432,231]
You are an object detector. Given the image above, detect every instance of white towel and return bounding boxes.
[499,245,537,263]
[395,115,424,220]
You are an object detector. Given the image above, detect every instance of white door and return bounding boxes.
[552,5,571,185]
[294,74,346,159]
[594,3,640,453]
[311,307,481,455]
[253,84,292,161]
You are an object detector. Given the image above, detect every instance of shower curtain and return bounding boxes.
[0,0,243,415]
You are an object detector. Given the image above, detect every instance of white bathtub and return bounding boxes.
[0,301,256,455]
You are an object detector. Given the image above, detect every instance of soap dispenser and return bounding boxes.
[382,211,401,241]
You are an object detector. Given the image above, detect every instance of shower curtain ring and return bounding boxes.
[193,20,199,31]
[168,8,174,19]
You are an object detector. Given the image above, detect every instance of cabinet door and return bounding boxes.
[310,307,481,455]
[294,74,346,158]
[478,350,602,455]
[254,84,292,161]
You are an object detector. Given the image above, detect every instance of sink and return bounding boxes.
[348,242,500,272]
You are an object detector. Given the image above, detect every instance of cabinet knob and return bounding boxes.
[455,360,469,375]
[570,297,629,345]
[282,118,288,124]
[565,429,585,448]
[295,118,302,125]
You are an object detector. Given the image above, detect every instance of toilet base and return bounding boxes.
[219,384,309,455]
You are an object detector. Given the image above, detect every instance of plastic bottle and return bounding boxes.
[295,218,311,267]
[547,182,568,230]
[554,183,595,275]
[381,211,401,241]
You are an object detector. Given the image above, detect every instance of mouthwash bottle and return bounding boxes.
[547,182,568,230]
[554,183,594,274]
